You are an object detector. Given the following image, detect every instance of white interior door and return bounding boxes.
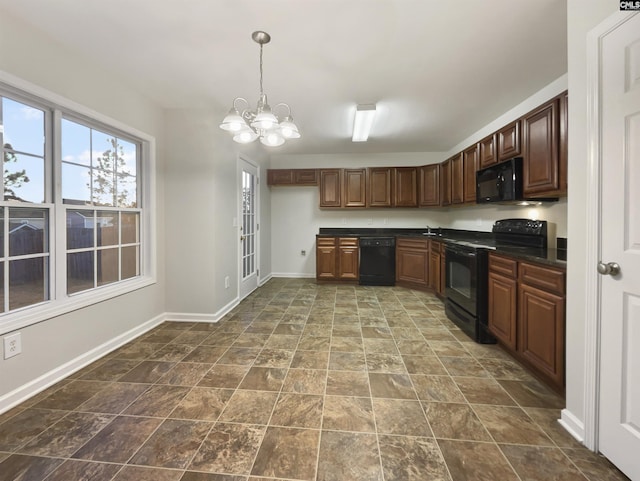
[239,158,259,300]
[598,12,640,481]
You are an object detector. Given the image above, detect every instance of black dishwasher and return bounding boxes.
[359,237,396,286]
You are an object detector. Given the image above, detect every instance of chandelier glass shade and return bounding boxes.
[220,31,300,147]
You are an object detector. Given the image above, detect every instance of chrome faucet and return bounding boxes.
[426,225,432,235]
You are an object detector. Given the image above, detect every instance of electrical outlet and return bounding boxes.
[224,276,230,289]
[4,332,22,359]
[383,218,388,225]
[301,250,306,256]
[367,218,373,225]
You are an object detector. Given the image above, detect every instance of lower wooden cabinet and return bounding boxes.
[396,238,429,288]
[428,249,441,293]
[487,252,566,392]
[316,237,359,281]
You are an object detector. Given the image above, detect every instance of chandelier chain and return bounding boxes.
[259,43,264,97]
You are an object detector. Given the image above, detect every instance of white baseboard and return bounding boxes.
[271,272,316,279]
[560,408,585,444]
[0,313,165,414]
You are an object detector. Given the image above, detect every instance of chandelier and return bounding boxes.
[219,31,300,147]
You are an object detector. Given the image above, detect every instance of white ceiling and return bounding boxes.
[0,0,567,155]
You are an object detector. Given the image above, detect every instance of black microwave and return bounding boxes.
[476,157,523,203]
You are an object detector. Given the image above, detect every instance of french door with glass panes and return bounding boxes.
[239,158,258,299]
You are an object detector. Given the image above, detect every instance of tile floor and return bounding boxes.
[0,278,630,481]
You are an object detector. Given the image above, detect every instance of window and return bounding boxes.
[0,83,153,330]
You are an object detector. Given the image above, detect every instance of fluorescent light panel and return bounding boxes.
[352,104,376,142]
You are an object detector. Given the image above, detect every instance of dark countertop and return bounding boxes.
[316,227,567,268]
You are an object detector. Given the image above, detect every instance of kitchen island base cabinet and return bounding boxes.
[316,237,359,282]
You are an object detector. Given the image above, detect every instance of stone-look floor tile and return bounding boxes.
[171,330,208,345]
[562,448,632,481]
[297,336,331,351]
[303,325,332,337]
[217,347,260,366]
[282,369,326,394]
[411,375,466,402]
[273,323,303,336]
[270,393,323,429]
[245,322,279,335]
[317,431,382,481]
[18,412,113,457]
[390,327,423,340]
[291,350,329,369]
[143,329,184,344]
[232,334,270,349]
[395,339,432,356]
[378,435,449,481]
[498,379,565,409]
[130,419,211,469]
[420,328,458,342]
[201,332,240,347]
[264,334,300,350]
[44,459,121,481]
[330,336,364,353]
[463,342,513,360]
[79,359,141,381]
[111,341,164,360]
[170,387,234,421]
[112,465,185,481]
[372,399,432,436]
[189,422,265,475]
[473,405,554,445]
[0,408,67,451]
[369,373,417,399]
[361,327,393,339]
[219,390,278,424]
[33,380,109,411]
[478,358,533,381]
[72,415,161,463]
[454,377,517,406]
[251,427,319,480]
[147,344,195,362]
[198,364,250,389]
[438,439,519,481]
[363,338,398,354]
[329,351,366,371]
[525,408,583,448]
[402,355,447,375]
[157,362,212,386]
[238,367,287,391]
[0,454,63,481]
[439,356,491,377]
[123,385,191,417]
[501,444,588,481]
[366,353,406,373]
[423,402,491,441]
[326,370,370,396]
[117,361,175,383]
[322,396,375,433]
[182,346,228,364]
[429,341,471,357]
[253,348,295,367]
[78,382,148,414]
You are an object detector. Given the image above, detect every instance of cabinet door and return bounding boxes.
[344,169,367,207]
[396,248,428,286]
[419,164,440,207]
[368,168,393,207]
[440,159,451,206]
[316,238,337,280]
[522,99,560,197]
[439,251,446,296]
[319,169,342,207]
[338,238,359,280]
[488,272,517,350]
[479,134,497,169]
[558,91,568,196]
[293,169,318,185]
[429,250,441,292]
[497,120,521,161]
[463,144,478,204]
[267,169,293,185]
[394,167,418,207]
[451,153,464,204]
[518,283,565,388]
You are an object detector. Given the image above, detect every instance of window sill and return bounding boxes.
[0,276,157,335]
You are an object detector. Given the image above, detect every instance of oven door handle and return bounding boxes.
[446,248,476,257]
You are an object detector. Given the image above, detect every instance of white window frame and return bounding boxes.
[0,70,156,336]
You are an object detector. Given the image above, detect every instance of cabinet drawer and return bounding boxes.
[339,237,359,247]
[489,253,518,278]
[519,261,565,295]
[430,240,442,254]
[317,237,336,247]
[396,237,428,250]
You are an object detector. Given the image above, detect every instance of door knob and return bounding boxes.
[240,235,245,241]
[597,261,620,276]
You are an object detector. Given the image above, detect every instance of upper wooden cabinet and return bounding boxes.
[522,98,560,197]
[319,169,342,207]
[451,153,464,205]
[479,134,498,169]
[497,120,521,161]
[394,167,418,207]
[419,164,440,207]
[440,158,451,206]
[463,144,479,204]
[267,169,318,186]
[343,169,367,207]
[559,91,568,196]
[367,168,394,207]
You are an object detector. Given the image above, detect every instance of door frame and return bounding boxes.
[237,154,260,300]
[582,10,638,452]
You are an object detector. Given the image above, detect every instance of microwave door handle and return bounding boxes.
[496,173,505,197]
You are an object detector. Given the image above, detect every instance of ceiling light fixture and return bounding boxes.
[352,104,377,142]
[219,31,300,147]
